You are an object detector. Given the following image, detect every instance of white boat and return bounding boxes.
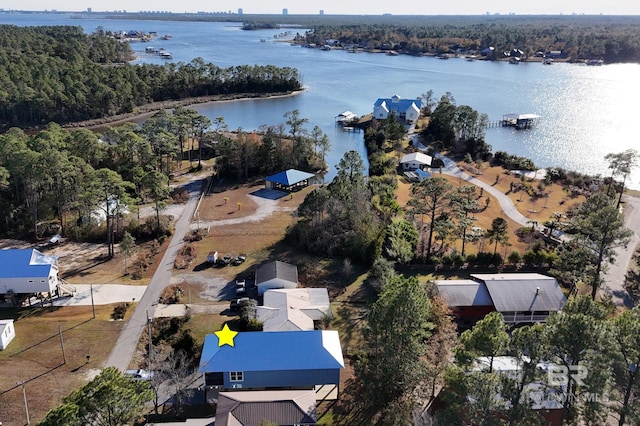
[159,51,173,59]
[543,58,554,65]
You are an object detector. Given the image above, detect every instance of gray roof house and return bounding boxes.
[257,288,332,331]
[256,261,298,296]
[435,273,567,324]
[373,94,421,123]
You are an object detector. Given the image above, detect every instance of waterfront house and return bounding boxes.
[373,95,421,123]
[400,152,433,170]
[0,319,16,350]
[435,273,567,327]
[0,249,59,297]
[199,329,344,398]
[256,261,298,296]
[257,288,332,331]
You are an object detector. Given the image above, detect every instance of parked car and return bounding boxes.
[125,369,154,381]
[235,279,246,295]
[229,297,250,312]
[232,255,247,266]
[217,255,233,266]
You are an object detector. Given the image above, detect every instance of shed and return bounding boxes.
[264,169,316,192]
[0,249,59,295]
[0,319,16,350]
[256,261,298,296]
[216,389,317,426]
[257,288,332,331]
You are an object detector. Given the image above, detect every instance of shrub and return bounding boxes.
[174,243,197,269]
[508,250,522,265]
[111,302,129,320]
[171,188,190,203]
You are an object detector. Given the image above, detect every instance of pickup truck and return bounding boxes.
[124,369,154,381]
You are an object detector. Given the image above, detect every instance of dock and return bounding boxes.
[486,113,540,129]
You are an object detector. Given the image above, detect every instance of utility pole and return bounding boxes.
[18,381,29,425]
[58,324,66,364]
[90,283,95,319]
[146,310,152,367]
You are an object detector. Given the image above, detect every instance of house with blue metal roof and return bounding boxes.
[373,94,422,123]
[199,329,344,399]
[0,249,59,296]
[265,169,316,192]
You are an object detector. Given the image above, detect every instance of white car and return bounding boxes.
[125,369,154,381]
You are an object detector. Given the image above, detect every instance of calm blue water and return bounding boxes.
[3,13,640,187]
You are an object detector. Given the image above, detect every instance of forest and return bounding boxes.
[0,25,302,129]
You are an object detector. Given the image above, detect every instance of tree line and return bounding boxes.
[0,25,302,129]
[294,15,640,63]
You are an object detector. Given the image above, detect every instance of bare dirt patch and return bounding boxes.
[0,305,129,423]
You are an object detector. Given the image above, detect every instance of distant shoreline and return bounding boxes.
[62,89,305,130]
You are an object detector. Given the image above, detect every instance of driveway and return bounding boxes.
[433,152,639,306]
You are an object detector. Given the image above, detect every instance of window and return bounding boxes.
[230,371,243,382]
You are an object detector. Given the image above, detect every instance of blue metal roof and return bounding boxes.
[265,169,315,186]
[199,330,344,373]
[373,96,422,113]
[0,249,55,279]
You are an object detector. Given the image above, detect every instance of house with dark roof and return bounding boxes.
[0,249,59,296]
[255,261,298,296]
[199,330,344,398]
[215,389,317,426]
[257,288,332,331]
[435,273,567,326]
[264,169,315,192]
[373,94,421,123]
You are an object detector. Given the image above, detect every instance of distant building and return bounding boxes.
[283,8,288,15]
[264,169,315,193]
[319,10,324,15]
[255,261,298,296]
[373,94,421,123]
[400,152,433,171]
[237,8,243,15]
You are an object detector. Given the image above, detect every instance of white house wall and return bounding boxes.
[1,273,57,294]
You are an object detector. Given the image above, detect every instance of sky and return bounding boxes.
[4,0,640,15]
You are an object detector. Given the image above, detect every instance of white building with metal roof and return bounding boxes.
[257,288,332,331]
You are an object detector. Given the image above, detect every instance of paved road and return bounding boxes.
[605,194,640,307]
[433,152,639,306]
[104,180,203,370]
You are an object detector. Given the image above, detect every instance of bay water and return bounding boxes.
[2,13,639,187]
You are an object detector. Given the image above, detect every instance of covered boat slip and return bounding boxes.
[502,113,540,129]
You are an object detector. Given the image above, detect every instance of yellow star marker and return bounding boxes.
[215,324,238,347]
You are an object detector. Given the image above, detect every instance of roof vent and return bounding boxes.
[536,287,540,295]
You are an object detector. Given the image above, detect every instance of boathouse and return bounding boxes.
[264,169,315,192]
[502,113,540,130]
